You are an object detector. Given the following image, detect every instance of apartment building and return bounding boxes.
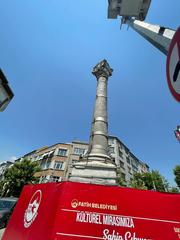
[108,136,149,185]
[16,143,71,183]
[10,136,149,186]
[21,141,89,183]
[0,161,13,181]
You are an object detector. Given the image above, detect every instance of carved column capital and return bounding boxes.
[92,59,113,79]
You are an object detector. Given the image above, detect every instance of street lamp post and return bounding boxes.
[107,0,176,55]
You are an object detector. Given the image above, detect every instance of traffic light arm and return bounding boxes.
[127,19,175,55]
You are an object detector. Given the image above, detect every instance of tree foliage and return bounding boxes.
[130,173,148,190]
[174,165,180,189]
[151,170,169,192]
[0,181,4,196]
[169,187,179,193]
[1,158,40,197]
[130,170,169,192]
[117,169,126,187]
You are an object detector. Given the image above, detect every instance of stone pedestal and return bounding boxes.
[69,60,117,185]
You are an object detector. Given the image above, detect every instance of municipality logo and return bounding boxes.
[71,199,79,208]
[24,190,42,228]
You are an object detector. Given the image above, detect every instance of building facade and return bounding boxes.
[107,136,149,185]
[0,161,13,181]
[12,136,149,186]
[16,143,72,183]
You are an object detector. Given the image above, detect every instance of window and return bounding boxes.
[51,176,60,182]
[108,138,114,145]
[48,150,54,158]
[46,160,51,169]
[126,156,130,164]
[119,149,123,158]
[125,148,129,154]
[74,148,85,155]
[58,148,67,157]
[72,159,78,164]
[119,144,123,150]
[54,161,63,170]
[128,166,132,174]
[120,161,125,169]
[40,175,51,183]
[40,161,51,170]
[132,164,138,172]
[42,153,48,159]
[38,155,44,160]
[132,159,138,167]
[109,147,115,154]
[40,162,45,169]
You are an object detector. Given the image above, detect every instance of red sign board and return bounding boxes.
[2,182,180,240]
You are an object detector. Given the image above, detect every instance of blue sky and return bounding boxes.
[0,0,179,186]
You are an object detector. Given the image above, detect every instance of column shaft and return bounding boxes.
[89,76,109,158]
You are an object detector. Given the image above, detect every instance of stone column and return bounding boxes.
[87,59,112,161]
[69,60,117,185]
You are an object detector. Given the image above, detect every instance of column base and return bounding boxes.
[68,159,117,186]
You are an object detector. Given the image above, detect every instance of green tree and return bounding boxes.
[169,187,179,193]
[174,165,180,189]
[117,169,126,187]
[0,180,4,196]
[2,158,40,197]
[130,173,147,190]
[151,170,169,192]
[130,170,169,192]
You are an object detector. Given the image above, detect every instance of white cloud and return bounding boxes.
[9,156,17,162]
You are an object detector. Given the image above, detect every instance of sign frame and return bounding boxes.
[166,27,180,102]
